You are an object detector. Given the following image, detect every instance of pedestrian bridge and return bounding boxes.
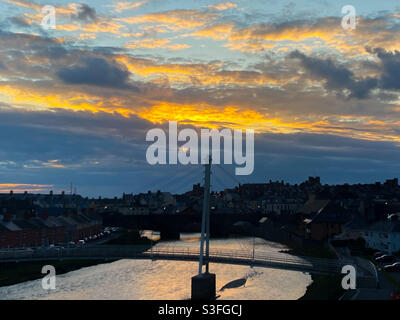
[0,245,375,278]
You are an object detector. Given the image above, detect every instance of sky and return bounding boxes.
[1,0,400,197]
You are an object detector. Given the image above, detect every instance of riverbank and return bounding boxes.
[299,274,345,300]
[251,221,343,300]
[282,245,343,300]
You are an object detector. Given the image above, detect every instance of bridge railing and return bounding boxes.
[0,245,354,274]
[145,246,348,273]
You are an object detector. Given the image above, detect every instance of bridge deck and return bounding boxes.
[0,245,363,276]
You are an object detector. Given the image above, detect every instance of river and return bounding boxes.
[0,233,312,300]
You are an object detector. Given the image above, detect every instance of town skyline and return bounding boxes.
[1,175,399,199]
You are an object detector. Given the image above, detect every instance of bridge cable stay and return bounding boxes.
[215,164,243,187]
[211,174,231,192]
[144,163,202,192]
[167,165,204,195]
[138,168,177,192]
[140,170,189,193]
[140,164,201,194]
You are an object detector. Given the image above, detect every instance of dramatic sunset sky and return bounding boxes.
[1,0,400,196]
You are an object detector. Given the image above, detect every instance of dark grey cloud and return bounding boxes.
[7,16,31,28]
[369,47,400,90]
[290,50,378,99]
[0,30,68,64]
[290,48,400,100]
[57,56,137,89]
[71,4,97,22]
[0,30,60,48]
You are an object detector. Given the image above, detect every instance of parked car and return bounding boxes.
[384,262,400,272]
[376,254,396,263]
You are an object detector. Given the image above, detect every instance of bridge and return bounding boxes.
[0,245,375,278]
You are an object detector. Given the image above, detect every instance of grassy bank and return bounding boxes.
[287,246,342,300]
[0,259,115,288]
[299,274,345,300]
[380,269,400,291]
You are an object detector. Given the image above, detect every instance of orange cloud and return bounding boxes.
[120,9,216,31]
[0,84,136,117]
[116,55,294,87]
[190,23,235,40]
[138,101,400,143]
[209,2,237,11]
[77,33,96,40]
[138,102,326,134]
[6,0,42,11]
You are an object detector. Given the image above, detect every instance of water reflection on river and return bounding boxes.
[0,233,312,300]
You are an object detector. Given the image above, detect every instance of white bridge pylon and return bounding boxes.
[198,156,212,275]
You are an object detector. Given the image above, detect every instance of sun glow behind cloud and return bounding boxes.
[0,183,53,193]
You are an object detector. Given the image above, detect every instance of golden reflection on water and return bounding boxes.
[0,236,312,300]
